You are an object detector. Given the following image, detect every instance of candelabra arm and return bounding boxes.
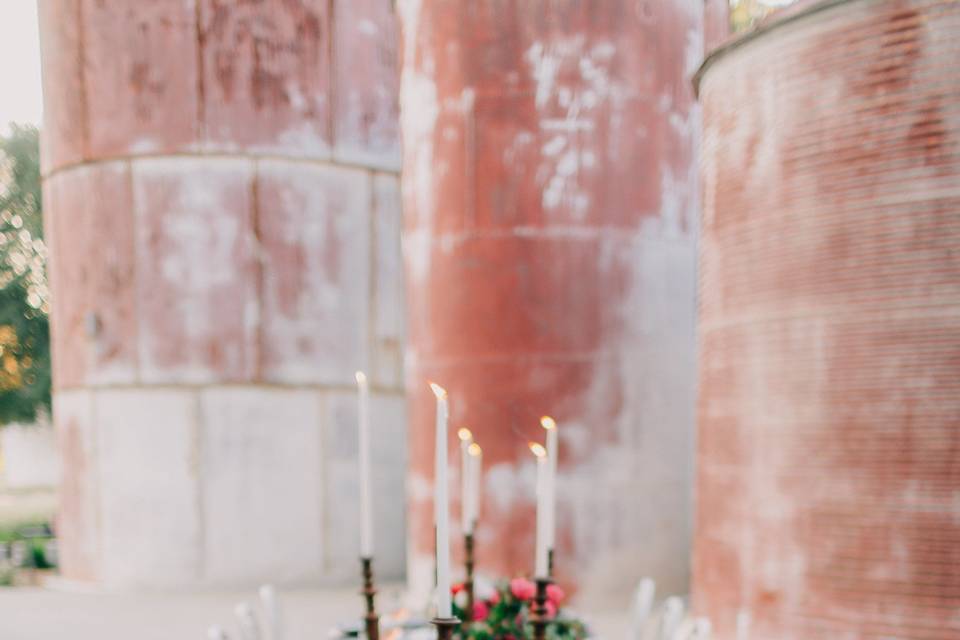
[464,532,475,622]
[360,556,380,640]
[530,577,552,640]
[431,616,460,640]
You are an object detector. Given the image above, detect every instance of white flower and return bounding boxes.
[474,577,497,602]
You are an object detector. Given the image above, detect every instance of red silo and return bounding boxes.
[694,1,960,638]
[397,0,703,597]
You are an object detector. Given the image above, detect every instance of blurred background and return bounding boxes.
[1,1,958,639]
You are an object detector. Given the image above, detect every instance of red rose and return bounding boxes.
[472,601,490,621]
[509,578,536,600]
[546,584,565,605]
[451,582,465,595]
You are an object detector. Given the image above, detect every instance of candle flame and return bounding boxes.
[458,427,473,442]
[540,416,556,430]
[429,382,447,399]
[355,370,367,385]
[529,442,546,457]
[468,443,482,456]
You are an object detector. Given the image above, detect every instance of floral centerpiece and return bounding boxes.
[450,578,589,640]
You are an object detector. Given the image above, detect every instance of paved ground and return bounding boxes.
[0,584,391,640]
[0,584,630,640]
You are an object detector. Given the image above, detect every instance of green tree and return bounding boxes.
[730,0,792,33]
[0,124,50,424]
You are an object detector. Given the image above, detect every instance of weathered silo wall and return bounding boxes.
[39,0,405,589]
[694,1,960,637]
[398,0,703,598]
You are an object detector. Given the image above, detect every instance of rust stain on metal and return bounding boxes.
[695,1,960,637]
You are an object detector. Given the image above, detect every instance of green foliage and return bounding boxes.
[0,519,56,575]
[729,0,792,33]
[29,540,52,569]
[0,124,50,425]
[0,125,42,240]
[0,518,52,543]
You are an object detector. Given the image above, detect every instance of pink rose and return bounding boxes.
[545,601,557,619]
[488,589,500,605]
[546,584,565,605]
[509,578,536,601]
[472,601,489,621]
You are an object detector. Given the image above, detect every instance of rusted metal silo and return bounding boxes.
[694,1,960,638]
[398,0,703,596]
[40,0,405,589]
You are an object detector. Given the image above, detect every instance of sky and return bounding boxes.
[0,1,43,131]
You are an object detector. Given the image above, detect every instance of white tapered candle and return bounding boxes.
[430,382,452,618]
[530,442,549,577]
[356,371,373,558]
[458,428,473,533]
[541,416,557,551]
[468,442,482,530]
[662,597,683,640]
[631,577,656,639]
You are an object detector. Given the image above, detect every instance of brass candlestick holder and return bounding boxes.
[360,556,380,640]
[530,577,552,640]
[464,532,475,621]
[431,616,460,640]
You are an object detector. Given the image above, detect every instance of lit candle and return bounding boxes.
[356,372,373,558]
[541,416,558,553]
[468,442,482,531]
[530,442,548,577]
[430,382,452,618]
[458,427,473,533]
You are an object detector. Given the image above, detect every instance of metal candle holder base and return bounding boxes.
[431,616,460,640]
[530,577,553,640]
[464,532,475,621]
[360,556,380,640]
